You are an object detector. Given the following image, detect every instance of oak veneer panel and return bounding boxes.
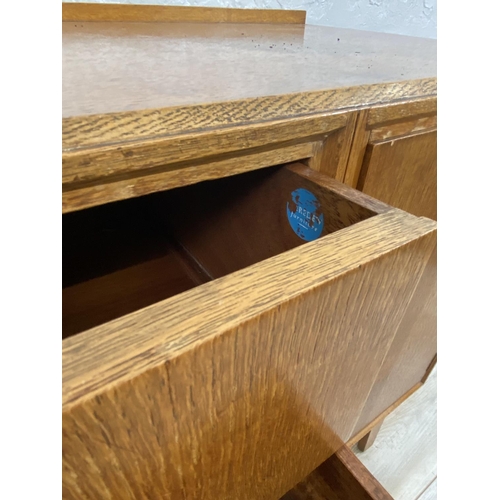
[63,207,436,499]
[62,141,320,213]
[358,131,437,220]
[367,98,437,128]
[352,242,436,437]
[369,115,437,142]
[62,113,346,187]
[282,446,393,500]
[343,97,436,189]
[62,22,436,118]
[308,113,358,181]
[63,2,306,24]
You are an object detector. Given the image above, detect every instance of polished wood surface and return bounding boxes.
[63,2,306,24]
[358,131,437,220]
[63,181,436,499]
[282,446,393,500]
[62,21,436,118]
[369,115,437,142]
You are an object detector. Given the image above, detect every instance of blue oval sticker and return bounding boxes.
[287,188,324,241]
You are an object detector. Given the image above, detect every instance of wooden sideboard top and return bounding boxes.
[62,5,436,211]
[63,2,307,25]
[62,17,436,121]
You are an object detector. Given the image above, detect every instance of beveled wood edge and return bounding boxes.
[342,97,437,188]
[62,207,437,410]
[346,381,423,448]
[62,113,347,187]
[421,354,437,384]
[290,162,392,215]
[63,142,321,213]
[333,446,394,499]
[343,109,370,187]
[367,95,437,127]
[62,3,306,25]
[62,78,438,152]
[283,445,394,499]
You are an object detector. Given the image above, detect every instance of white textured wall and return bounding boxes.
[68,0,437,38]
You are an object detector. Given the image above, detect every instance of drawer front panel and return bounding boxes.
[63,209,436,499]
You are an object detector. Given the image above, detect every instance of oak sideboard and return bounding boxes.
[62,4,437,499]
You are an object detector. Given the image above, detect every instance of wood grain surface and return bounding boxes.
[369,115,436,142]
[62,253,202,338]
[62,141,319,213]
[62,21,436,119]
[367,97,437,128]
[308,112,358,181]
[63,204,436,499]
[62,16,438,498]
[281,446,393,500]
[63,2,306,24]
[62,113,346,188]
[352,242,436,437]
[343,96,436,191]
[358,131,437,220]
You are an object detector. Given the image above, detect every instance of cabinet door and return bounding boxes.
[358,131,436,220]
[343,97,437,441]
[345,97,436,221]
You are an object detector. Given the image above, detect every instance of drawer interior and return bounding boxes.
[63,164,377,339]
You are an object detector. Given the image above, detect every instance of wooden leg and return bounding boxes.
[357,420,384,452]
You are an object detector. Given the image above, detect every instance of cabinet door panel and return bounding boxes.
[351,242,437,437]
[358,130,436,220]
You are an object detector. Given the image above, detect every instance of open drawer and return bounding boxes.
[62,162,436,500]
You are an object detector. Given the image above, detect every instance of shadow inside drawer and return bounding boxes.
[63,164,376,339]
